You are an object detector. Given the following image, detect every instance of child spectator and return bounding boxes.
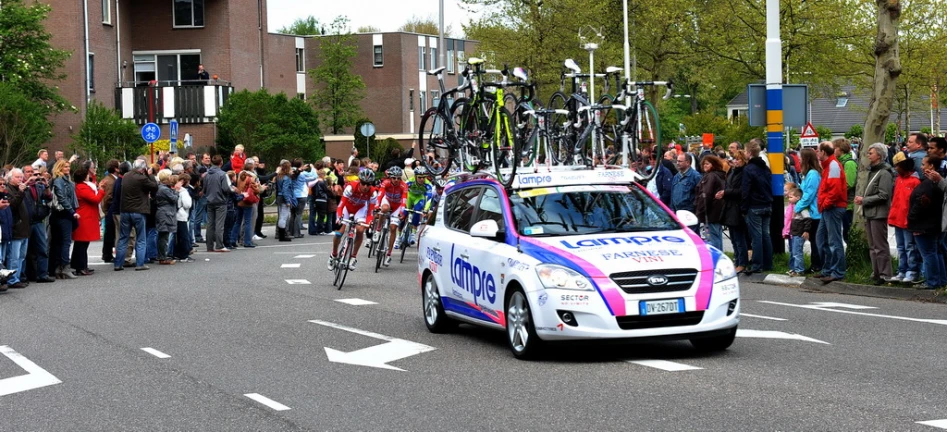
[887,152,922,283]
[787,186,811,276]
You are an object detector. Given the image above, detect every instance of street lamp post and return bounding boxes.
[439,0,446,69]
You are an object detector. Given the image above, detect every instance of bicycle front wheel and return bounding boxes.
[336,236,353,290]
[490,107,518,187]
[451,98,483,173]
[419,109,453,177]
[375,225,388,272]
[631,100,662,180]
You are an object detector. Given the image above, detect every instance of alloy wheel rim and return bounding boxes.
[424,279,439,325]
[507,293,529,352]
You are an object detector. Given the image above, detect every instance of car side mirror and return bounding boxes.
[676,210,699,227]
[470,220,499,238]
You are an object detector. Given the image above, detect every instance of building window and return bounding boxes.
[835,92,849,108]
[431,90,440,108]
[409,90,414,111]
[133,52,202,85]
[373,45,383,67]
[88,53,95,92]
[418,46,426,71]
[297,93,306,101]
[102,0,112,24]
[420,91,426,112]
[296,48,305,73]
[173,0,205,28]
[431,47,437,69]
[447,49,454,74]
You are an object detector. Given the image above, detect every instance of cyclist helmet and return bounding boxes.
[386,166,403,179]
[414,166,430,178]
[358,170,376,184]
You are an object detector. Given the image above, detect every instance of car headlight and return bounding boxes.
[535,264,594,291]
[713,255,737,283]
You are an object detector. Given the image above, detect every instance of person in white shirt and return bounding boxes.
[32,149,48,170]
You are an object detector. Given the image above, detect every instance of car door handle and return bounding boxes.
[460,254,469,260]
[432,247,440,253]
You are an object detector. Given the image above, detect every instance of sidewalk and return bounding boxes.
[744,272,947,304]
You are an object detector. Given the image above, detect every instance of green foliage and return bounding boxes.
[398,16,452,37]
[374,138,404,169]
[845,124,864,139]
[216,89,323,165]
[724,116,766,148]
[310,17,366,134]
[0,82,51,165]
[278,15,321,35]
[71,100,143,165]
[0,0,71,112]
[844,226,875,284]
[885,123,900,144]
[676,113,763,148]
[920,126,932,135]
[352,119,377,160]
[356,26,380,33]
[816,125,833,141]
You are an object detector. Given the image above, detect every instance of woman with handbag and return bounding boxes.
[716,150,748,273]
[72,162,106,276]
[275,160,296,242]
[232,170,260,247]
[49,159,79,279]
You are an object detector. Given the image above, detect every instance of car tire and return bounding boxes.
[422,273,455,333]
[690,327,737,353]
[505,289,543,360]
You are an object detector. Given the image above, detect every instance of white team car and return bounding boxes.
[418,168,740,359]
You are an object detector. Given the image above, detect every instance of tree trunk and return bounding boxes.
[856,0,902,230]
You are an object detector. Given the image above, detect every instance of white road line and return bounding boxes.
[741,313,787,321]
[810,302,877,310]
[736,329,830,344]
[917,419,947,429]
[140,347,171,359]
[285,279,311,285]
[628,359,702,371]
[244,393,291,411]
[335,298,378,306]
[256,242,330,249]
[309,319,397,342]
[294,254,316,258]
[0,345,63,397]
[280,263,301,268]
[759,300,947,326]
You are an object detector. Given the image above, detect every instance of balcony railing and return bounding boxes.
[115,82,233,125]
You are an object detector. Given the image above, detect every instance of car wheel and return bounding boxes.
[690,327,737,352]
[422,273,455,333]
[506,289,542,360]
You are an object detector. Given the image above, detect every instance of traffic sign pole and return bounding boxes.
[765,0,785,255]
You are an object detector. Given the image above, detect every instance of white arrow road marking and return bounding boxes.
[309,320,435,371]
[335,298,378,306]
[0,345,62,397]
[280,263,301,268]
[285,279,311,285]
[244,393,291,411]
[918,419,947,429]
[810,302,877,309]
[140,347,171,359]
[294,254,316,258]
[760,301,947,326]
[741,313,787,321]
[736,329,830,344]
[629,360,702,371]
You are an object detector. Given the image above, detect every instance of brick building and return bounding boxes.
[42,0,305,151]
[40,0,478,160]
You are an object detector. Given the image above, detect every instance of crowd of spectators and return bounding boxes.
[648,133,947,289]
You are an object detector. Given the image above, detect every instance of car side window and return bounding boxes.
[476,187,505,234]
[445,186,481,233]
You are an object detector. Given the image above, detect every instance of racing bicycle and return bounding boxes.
[396,209,426,264]
[373,211,392,272]
[331,216,370,290]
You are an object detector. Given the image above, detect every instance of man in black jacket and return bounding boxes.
[202,155,231,252]
[114,158,158,271]
[741,139,774,274]
[22,165,55,283]
[5,169,32,288]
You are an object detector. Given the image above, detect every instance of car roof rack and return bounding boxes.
[443,165,644,191]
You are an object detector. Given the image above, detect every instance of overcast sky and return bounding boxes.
[267,0,478,36]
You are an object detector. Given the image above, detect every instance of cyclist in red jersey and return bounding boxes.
[375,167,408,266]
[328,170,376,271]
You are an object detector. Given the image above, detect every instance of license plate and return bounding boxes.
[639,298,684,316]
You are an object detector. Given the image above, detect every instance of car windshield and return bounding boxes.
[510,185,679,237]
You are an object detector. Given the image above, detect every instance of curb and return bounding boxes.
[756,273,947,304]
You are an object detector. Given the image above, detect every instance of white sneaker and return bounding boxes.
[885,273,904,283]
[252,235,263,241]
[384,255,392,267]
[327,257,336,271]
[409,230,417,245]
[348,258,358,271]
[394,242,400,250]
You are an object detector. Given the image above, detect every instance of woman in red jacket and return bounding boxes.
[71,162,106,276]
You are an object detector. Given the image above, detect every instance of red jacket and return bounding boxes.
[817,155,847,212]
[73,181,106,242]
[231,153,247,173]
[887,172,920,229]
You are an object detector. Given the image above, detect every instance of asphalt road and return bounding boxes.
[1,226,946,431]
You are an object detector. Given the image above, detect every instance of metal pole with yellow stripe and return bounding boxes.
[766,0,785,254]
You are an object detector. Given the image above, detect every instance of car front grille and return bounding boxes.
[609,268,699,294]
[615,311,705,330]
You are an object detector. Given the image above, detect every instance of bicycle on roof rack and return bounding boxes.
[604,76,674,181]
